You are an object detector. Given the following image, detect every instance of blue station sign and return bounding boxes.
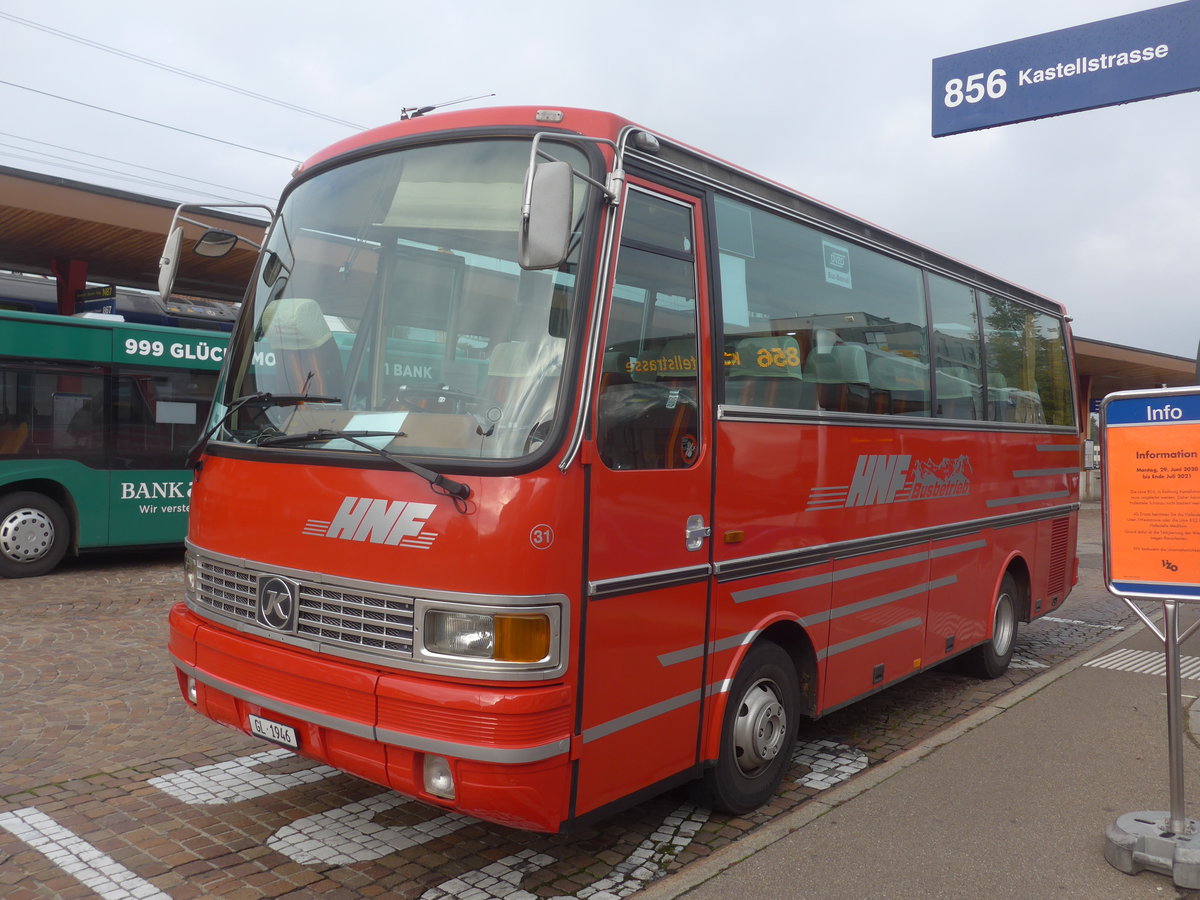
[932,0,1200,137]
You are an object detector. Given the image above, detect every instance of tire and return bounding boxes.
[962,573,1019,679]
[0,491,70,578]
[700,641,799,815]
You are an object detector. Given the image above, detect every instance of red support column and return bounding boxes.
[50,257,89,316]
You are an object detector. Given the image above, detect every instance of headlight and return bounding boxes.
[424,609,551,663]
[183,553,197,597]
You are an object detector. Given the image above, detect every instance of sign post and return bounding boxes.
[1102,386,1200,887]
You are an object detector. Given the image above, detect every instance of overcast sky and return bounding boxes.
[2,0,1196,358]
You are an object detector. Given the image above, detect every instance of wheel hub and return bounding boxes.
[993,593,1016,655]
[0,507,56,563]
[732,679,787,777]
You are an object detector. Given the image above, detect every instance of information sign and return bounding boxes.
[933,0,1200,136]
[1102,387,1200,600]
[75,285,115,302]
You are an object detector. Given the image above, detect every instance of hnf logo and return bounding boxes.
[302,496,438,549]
[806,453,973,510]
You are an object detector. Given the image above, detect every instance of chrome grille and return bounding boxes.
[196,559,256,619]
[296,585,414,654]
[192,554,414,658]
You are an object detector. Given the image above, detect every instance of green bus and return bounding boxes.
[0,309,227,577]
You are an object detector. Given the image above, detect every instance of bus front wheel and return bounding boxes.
[700,641,799,815]
[0,492,70,578]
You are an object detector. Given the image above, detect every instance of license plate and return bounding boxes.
[248,714,298,749]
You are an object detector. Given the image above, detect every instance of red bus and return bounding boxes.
[164,106,1079,832]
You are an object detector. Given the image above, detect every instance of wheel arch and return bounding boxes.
[995,552,1032,623]
[701,617,819,765]
[758,619,819,718]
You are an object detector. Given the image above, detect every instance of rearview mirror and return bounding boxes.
[158,226,184,299]
[194,228,239,258]
[518,160,574,270]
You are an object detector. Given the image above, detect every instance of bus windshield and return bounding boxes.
[219,138,591,460]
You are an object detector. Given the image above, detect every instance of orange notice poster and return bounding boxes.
[1104,389,1200,600]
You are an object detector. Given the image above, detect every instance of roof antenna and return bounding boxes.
[400,93,496,120]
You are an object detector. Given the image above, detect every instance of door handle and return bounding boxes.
[685,514,711,551]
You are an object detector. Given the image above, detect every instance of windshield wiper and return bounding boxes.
[257,428,472,507]
[186,392,341,468]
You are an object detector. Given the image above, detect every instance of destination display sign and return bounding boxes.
[75,285,116,302]
[933,0,1200,136]
[1103,387,1200,601]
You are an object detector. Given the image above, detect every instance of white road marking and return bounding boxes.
[0,807,171,900]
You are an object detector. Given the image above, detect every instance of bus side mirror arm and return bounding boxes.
[158,202,274,300]
[518,132,620,271]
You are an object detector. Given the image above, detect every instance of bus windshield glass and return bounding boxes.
[219,138,591,460]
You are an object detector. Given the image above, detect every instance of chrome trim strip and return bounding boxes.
[589,563,712,598]
[816,618,924,660]
[714,507,1074,583]
[986,490,1072,507]
[560,131,632,474]
[173,653,570,765]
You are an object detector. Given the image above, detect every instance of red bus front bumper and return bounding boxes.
[168,603,574,832]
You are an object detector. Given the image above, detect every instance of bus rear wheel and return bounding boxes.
[962,573,1019,679]
[0,492,70,578]
[700,641,799,815]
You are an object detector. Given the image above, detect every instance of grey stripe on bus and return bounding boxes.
[816,618,925,661]
[582,688,703,744]
[733,538,982,605]
[660,575,957,668]
[657,629,758,667]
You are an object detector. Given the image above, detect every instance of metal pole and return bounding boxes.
[1164,599,1189,836]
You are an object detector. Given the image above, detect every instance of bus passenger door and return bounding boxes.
[574,184,714,818]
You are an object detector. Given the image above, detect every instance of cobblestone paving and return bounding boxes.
[0,505,1143,899]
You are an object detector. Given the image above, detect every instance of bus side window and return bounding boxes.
[597,192,700,471]
[725,334,813,409]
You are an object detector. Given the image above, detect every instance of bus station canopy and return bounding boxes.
[0,165,265,304]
